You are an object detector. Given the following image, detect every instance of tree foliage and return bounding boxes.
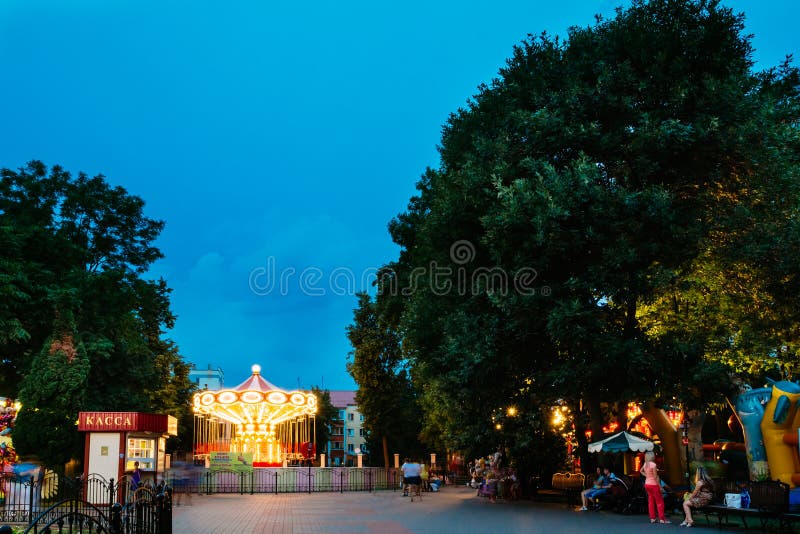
[356,0,800,470]
[310,386,338,455]
[346,293,423,466]
[0,161,193,466]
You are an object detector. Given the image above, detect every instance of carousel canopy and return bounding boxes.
[588,431,654,453]
[193,364,317,426]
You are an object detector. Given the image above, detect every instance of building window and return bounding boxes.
[347,429,354,437]
[359,428,365,436]
[348,444,354,453]
[333,427,343,435]
[333,441,343,450]
[338,410,345,420]
[348,413,354,421]
[360,414,364,421]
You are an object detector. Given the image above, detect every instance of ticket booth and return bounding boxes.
[78,412,178,486]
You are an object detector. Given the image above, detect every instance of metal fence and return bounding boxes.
[163,467,403,494]
[0,472,171,534]
[0,467,404,531]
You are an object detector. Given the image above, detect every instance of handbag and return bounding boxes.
[725,493,742,508]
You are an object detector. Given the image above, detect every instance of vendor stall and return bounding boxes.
[78,412,178,484]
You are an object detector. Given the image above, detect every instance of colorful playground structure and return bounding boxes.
[730,379,800,489]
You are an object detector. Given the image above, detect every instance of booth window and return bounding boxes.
[126,438,155,470]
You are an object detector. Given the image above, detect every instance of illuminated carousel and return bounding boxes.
[193,365,317,466]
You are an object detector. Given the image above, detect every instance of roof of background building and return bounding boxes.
[329,390,356,408]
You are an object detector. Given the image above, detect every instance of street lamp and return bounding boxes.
[680,416,691,485]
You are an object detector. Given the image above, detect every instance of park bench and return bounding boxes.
[532,472,586,507]
[700,479,790,531]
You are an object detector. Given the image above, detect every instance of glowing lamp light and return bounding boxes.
[627,403,642,420]
[267,391,288,404]
[666,409,684,428]
[552,410,565,427]
[251,364,262,375]
[602,421,619,433]
[218,391,237,404]
[507,406,517,417]
[495,423,502,430]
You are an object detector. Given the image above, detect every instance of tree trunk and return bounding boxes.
[615,400,628,434]
[687,410,705,467]
[382,435,390,469]
[642,404,683,486]
[588,397,605,441]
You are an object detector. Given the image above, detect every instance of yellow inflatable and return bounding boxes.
[760,380,800,487]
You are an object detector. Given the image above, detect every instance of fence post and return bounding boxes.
[205,470,211,495]
[111,502,122,534]
[274,471,278,495]
[340,470,344,494]
[250,470,254,496]
[156,492,163,534]
[308,465,312,494]
[27,475,34,526]
[156,491,172,534]
[135,497,144,534]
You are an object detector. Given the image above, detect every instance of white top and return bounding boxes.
[404,462,421,477]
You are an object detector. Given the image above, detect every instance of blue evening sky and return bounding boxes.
[0,1,796,390]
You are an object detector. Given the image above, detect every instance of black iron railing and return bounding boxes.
[0,473,171,534]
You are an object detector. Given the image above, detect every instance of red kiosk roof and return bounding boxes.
[78,412,177,435]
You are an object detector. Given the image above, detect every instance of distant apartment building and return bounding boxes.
[188,364,224,390]
[327,391,366,467]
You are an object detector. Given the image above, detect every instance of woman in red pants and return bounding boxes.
[641,451,670,524]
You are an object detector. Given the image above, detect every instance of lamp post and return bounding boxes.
[680,417,691,485]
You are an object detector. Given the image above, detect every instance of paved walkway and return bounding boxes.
[173,487,721,533]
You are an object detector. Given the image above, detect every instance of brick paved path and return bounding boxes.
[173,487,720,533]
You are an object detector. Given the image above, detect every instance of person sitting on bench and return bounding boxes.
[681,467,714,527]
[580,466,615,510]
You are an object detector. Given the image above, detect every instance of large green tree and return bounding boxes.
[1,161,193,466]
[346,292,423,467]
[310,386,338,459]
[369,0,799,478]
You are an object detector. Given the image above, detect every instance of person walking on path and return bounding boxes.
[400,458,410,496]
[641,451,669,524]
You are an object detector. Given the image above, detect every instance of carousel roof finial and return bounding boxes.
[251,364,262,375]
